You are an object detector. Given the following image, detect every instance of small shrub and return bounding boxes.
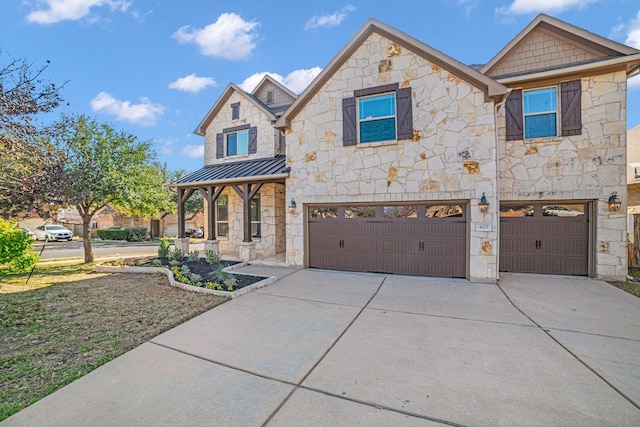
[126,227,149,242]
[226,284,234,292]
[168,259,180,267]
[187,250,200,262]
[96,227,128,240]
[205,282,223,291]
[189,273,202,283]
[205,250,221,266]
[150,258,162,266]
[180,265,191,276]
[222,274,237,289]
[158,237,171,258]
[171,248,185,261]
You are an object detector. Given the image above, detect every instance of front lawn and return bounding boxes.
[0,263,227,421]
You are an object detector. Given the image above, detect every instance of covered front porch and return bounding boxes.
[172,156,289,261]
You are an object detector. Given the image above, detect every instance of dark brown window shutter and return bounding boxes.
[342,96,357,146]
[561,80,582,136]
[505,89,523,141]
[216,132,224,158]
[248,126,257,154]
[396,87,413,140]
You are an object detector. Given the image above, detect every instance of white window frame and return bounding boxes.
[216,195,229,238]
[357,92,397,144]
[226,129,249,157]
[523,86,559,139]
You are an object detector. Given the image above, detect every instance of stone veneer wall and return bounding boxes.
[203,91,278,165]
[498,71,628,279]
[284,33,500,282]
[213,183,285,258]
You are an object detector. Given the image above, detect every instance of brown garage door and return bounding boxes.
[500,202,589,275]
[308,204,466,277]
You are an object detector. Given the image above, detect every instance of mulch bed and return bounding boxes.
[142,258,268,290]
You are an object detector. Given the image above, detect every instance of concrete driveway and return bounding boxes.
[2,269,639,426]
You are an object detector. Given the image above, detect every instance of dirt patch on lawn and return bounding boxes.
[0,271,227,421]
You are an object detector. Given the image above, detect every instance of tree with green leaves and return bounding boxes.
[0,218,37,274]
[168,167,204,219]
[50,114,173,262]
[0,53,65,218]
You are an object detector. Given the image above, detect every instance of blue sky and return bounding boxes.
[2,0,639,174]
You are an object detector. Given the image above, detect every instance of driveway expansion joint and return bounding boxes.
[497,282,640,411]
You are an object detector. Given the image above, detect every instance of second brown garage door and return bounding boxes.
[500,202,590,275]
[308,204,466,278]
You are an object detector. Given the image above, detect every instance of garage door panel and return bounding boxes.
[308,204,466,278]
[499,202,589,276]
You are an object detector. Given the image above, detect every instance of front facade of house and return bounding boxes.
[175,14,640,282]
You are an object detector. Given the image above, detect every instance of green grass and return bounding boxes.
[608,278,640,298]
[0,262,227,421]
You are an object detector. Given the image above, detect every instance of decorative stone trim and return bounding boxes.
[95,262,276,299]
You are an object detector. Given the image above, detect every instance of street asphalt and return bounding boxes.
[2,268,639,426]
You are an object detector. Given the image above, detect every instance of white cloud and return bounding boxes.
[155,139,176,156]
[626,10,640,49]
[90,92,164,126]
[168,74,217,94]
[496,0,599,15]
[238,67,322,94]
[629,75,640,90]
[27,0,130,24]
[181,144,204,158]
[305,4,356,30]
[173,13,259,60]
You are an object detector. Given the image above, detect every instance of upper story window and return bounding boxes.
[266,90,274,104]
[342,83,413,146]
[505,79,581,141]
[231,102,240,120]
[216,125,257,159]
[523,87,557,138]
[358,92,396,143]
[227,129,249,156]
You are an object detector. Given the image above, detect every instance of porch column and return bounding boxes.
[177,188,186,239]
[232,182,263,243]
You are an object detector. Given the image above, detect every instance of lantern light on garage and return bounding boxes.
[289,198,297,214]
[608,192,621,213]
[479,192,489,214]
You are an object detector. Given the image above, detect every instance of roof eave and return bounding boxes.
[171,173,289,188]
[494,53,640,85]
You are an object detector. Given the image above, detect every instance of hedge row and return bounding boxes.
[96,227,149,242]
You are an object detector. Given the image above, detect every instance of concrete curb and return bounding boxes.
[95,262,276,299]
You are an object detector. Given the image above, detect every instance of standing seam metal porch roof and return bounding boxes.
[173,155,289,187]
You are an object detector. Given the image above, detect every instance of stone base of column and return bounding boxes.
[174,237,190,254]
[238,242,257,262]
[203,240,219,254]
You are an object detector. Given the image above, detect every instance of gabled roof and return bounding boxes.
[276,18,506,129]
[482,14,640,78]
[251,74,297,100]
[194,83,277,136]
[174,155,289,187]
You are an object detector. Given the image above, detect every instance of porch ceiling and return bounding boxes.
[173,155,289,188]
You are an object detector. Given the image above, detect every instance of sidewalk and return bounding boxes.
[2,270,639,426]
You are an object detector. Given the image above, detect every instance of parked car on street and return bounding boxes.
[19,227,36,240]
[184,228,204,238]
[33,224,73,241]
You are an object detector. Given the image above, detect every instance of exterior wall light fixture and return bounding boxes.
[479,192,489,214]
[289,198,297,214]
[608,192,621,213]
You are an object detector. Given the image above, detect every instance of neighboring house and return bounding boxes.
[174,14,640,281]
[627,125,640,267]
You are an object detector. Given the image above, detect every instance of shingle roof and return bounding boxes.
[174,156,289,186]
